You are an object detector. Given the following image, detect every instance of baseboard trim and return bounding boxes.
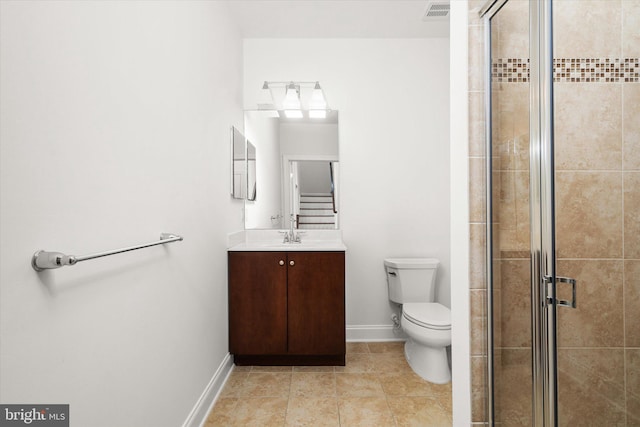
[346,324,407,342]
[182,352,234,427]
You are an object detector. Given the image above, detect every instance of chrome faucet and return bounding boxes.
[280,214,302,243]
[290,214,302,243]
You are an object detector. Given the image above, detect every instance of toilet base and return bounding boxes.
[404,339,451,384]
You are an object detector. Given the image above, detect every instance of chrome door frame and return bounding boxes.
[482,0,557,425]
[531,0,557,425]
[480,1,512,425]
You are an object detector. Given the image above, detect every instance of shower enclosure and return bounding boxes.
[481,0,639,425]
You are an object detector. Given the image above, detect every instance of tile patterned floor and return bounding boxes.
[204,342,452,427]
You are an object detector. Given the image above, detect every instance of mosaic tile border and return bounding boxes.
[492,58,640,83]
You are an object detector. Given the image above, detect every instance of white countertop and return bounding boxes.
[227,230,347,252]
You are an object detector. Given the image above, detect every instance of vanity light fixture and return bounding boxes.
[308,82,328,119]
[282,82,301,110]
[258,81,275,110]
[309,82,327,109]
[257,81,329,119]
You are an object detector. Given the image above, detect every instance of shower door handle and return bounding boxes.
[543,275,577,309]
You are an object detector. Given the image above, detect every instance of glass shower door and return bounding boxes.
[551,0,639,425]
[485,0,638,425]
[485,0,533,424]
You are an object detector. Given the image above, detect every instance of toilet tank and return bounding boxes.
[384,258,440,304]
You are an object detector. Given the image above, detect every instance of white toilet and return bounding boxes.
[384,258,451,384]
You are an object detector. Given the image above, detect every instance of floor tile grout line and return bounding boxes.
[209,342,452,426]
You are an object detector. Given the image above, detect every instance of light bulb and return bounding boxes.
[308,81,327,110]
[282,83,300,110]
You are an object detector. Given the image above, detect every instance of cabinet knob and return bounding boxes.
[279,260,285,266]
[289,260,295,266]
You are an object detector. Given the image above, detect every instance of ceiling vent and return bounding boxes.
[422,1,450,20]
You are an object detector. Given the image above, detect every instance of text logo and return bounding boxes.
[0,405,68,427]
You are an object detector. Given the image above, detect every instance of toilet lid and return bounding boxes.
[403,303,451,329]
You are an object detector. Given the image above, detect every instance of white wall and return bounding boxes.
[280,122,339,157]
[0,2,243,426]
[244,39,451,337]
[298,161,332,194]
[450,0,472,424]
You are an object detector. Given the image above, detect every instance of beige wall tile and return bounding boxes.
[495,85,530,172]
[469,25,485,93]
[555,83,622,171]
[556,171,623,258]
[470,223,487,289]
[498,171,530,252]
[494,0,529,58]
[495,349,532,426]
[471,289,487,355]
[624,84,640,171]
[468,0,487,26]
[625,172,640,258]
[500,260,531,348]
[471,356,487,423]
[625,260,640,347]
[556,260,624,347]
[470,157,486,223]
[492,287,502,349]
[557,349,626,426]
[627,349,640,425]
[623,0,640,57]
[470,118,486,159]
[553,0,622,58]
[470,91,487,157]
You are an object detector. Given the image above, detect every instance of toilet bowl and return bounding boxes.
[401,302,451,384]
[384,258,452,384]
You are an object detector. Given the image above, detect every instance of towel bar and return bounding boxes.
[31,233,183,271]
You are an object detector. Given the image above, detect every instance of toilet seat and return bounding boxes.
[403,303,451,330]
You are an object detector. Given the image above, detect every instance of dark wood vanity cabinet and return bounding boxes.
[228,251,345,365]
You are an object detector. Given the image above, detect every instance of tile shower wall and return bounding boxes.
[468,0,640,425]
[468,1,489,424]
[554,1,639,424]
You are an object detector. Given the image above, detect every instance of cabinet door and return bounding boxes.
[287,252,345,355]
[228,252,287,354]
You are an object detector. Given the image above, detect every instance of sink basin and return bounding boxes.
[229,240,347,251]
[228,230,347,252]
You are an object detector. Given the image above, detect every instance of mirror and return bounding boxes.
[243,110,339,230]
[230,126,257,201]
[247,141,257,201]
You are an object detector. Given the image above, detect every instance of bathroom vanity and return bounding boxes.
[227,232,346,365]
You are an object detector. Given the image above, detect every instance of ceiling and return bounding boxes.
[226,1,450,39]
